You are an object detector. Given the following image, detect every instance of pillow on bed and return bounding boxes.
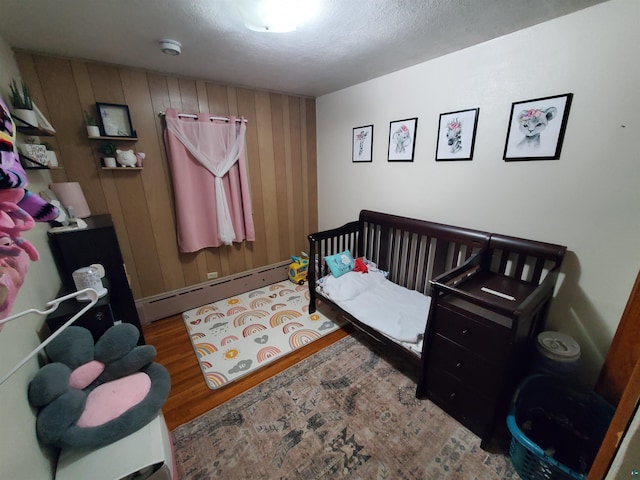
[325,250,355,278]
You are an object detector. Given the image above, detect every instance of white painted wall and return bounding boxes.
[317,0,640,386]
[0,37,61,480]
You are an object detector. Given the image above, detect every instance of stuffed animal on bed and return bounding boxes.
[28,323,171,449]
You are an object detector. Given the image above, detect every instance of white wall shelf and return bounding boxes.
[88,136,138,141]
[101,167,143,171]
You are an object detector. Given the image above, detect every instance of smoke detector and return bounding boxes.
[160,39,182,55]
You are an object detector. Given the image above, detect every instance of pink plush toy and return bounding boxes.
[0,96,50,326]
[0,189,39,327]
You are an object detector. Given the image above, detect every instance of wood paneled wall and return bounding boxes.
[15,52,318,300]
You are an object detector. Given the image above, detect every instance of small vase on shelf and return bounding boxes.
[87,125,100,137]
[99,141,118,167]
[13,108,38,127]
[44,142,58,167]
[84,110,101,137]
[104,157,117,168]
[8,79,37,127]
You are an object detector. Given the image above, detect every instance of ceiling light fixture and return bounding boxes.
[160,39,182,55]
[235,0,319,33]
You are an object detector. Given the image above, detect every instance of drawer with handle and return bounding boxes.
[423,367,495,439]
[431,304,511,363]
[426,333,503,397]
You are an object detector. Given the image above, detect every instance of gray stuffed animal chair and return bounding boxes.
[28,323,170,450]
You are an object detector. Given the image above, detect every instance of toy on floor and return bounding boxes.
[28,323,171,449]
[288,253,309,285]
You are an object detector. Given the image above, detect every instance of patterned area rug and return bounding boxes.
[172,331,519,479]
[182,280,344,390]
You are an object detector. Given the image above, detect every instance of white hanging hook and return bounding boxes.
[0,289,97,326]
[0,288,100,386]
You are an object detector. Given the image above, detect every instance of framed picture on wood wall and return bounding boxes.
[388,117,418,162]
[352,125,373,162]
[503,93,573,161]
[435,108,479,161]
[96,102,135,137]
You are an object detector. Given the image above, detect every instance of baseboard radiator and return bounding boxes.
[135,261,290,325]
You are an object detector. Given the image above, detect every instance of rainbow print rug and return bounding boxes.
[182,280,344,390]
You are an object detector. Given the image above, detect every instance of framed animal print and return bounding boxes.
[352,125,373,162]
[503,93,573,161]
[388,117,418,162]
[435,108,479,161]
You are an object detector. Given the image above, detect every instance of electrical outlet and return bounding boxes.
[207,272,218,280]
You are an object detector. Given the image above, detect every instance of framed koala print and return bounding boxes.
[503,93,573,161]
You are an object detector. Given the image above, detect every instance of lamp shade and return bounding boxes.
[50,182,91,218]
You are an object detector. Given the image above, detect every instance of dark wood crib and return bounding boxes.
[308,209,567,447]
[308,210,490,370]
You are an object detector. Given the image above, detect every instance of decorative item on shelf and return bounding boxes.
[84,110,100,137]
[19,143,48,167]
[8,79,37,127]
[135,151,145,167]
[96,102,135,137]
[43,142,58,167]
[116,149,137,167]
[99,141,117,167]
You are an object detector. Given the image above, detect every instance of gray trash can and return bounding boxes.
[532,331,581,379]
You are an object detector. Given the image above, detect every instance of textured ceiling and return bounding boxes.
[0,0,607,97]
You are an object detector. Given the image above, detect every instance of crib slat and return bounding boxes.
[531,257,546,284]
[410,234,421,290]
[451,243,462,269]
[497,249,510,274]
[420,236,433,294]
[390,229,398,283]
[378,225,389,273]
[400,230,409,287]
[514,254,527,280]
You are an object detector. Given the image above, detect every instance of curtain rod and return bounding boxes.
[158,111,247,123]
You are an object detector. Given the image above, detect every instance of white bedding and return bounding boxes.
[317,270,430,352]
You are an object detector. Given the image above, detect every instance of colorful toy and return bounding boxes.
[288,253,309,285]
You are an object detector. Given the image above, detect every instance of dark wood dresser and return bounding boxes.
[417,234,567,448]
[47,214,145,344]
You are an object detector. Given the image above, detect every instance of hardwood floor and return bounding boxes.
[143,313,352,431]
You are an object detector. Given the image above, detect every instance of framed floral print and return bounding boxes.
[388,117,418,162]
[503,93,573,161]
[435,108,479,161]
[352,125,373,162]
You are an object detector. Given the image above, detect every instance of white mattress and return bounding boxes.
[317,270,430,355]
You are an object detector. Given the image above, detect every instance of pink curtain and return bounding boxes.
[164,108,255,252]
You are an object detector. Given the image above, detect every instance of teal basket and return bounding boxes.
[506,374,614,480]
